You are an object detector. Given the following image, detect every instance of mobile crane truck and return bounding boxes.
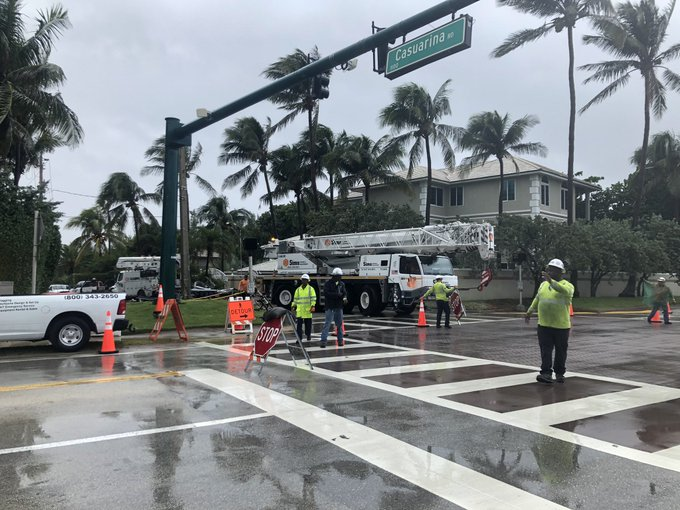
[258,222,494,316]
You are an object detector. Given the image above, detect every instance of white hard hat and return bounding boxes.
[435,275,443,280]
[658,277,666,282]
[332,267,343,276]
[547,258,565,271]
[301,274,310,280]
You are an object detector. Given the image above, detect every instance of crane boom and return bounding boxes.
[281,222,494,260]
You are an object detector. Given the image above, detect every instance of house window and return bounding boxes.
[561,182,568,210]
[430,187,443,206]
[502,179,515,201]
[450,186,463,206]
[541,176,550,206]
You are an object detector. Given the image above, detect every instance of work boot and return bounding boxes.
[555,374,565,383]
[536,374,554,384]
[319,342,326,348]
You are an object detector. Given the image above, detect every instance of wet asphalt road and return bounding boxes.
[1,311,679,509]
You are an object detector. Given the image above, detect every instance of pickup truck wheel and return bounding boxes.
[274,284,294,308]
[49,316,91,352]
[358,286,380,316]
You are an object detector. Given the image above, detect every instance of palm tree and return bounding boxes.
[194,196,253,272]
[633,131,680,219]
[457,111,547,215]
[580,0,680,226]
[492,0,613,225]
[219,116,279,236]
[269,144,311,238]
[336,135,407,204]
[321,129,351,206]
[65,207,125,263]
[263,47,331,211]
[142,136,215,298]
[97,172,160,243]
[0,0,83,185]
[378,80,457,224]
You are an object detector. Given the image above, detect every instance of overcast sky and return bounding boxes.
[20,0,680,243]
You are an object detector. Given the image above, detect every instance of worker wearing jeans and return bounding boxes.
[319,268,347,347]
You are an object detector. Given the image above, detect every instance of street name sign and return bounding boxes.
[385,15,473,80]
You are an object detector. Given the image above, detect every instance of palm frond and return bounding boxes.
[491,25,552,58]
[579,73,631,113]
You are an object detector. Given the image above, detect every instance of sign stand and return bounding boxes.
[245,308,313,374]
[149,299,189,342]
[226,296,254,335]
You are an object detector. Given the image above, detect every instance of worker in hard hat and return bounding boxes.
[421,275,456,328]
[525,258,574,384]
[291,274,317,342]
[644,276,675,324]
[319,267,347,348]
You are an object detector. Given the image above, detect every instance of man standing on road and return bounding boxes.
[291,274,316,343]
[525,259,574,384]
[421,275,455,328]
[645,277,675,325]
[319,268,347,348]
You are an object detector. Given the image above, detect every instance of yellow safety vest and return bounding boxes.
[292,284,316,318]
[528,279,574,329]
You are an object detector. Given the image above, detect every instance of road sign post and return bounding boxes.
[385,15,473,80]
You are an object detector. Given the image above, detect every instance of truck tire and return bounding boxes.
[48,316,91,352]
[358,286,381,316]
[273,284,294,308]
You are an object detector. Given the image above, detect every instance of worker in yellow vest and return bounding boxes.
[525,258,574,384]
[421,275,455,328]
[292,274,317,342]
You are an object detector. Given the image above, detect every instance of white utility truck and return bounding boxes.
[259,222,494,316]
[111,256,161,299]
[0,293,129,352]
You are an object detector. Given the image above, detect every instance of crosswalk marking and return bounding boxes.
[184,368,570,510]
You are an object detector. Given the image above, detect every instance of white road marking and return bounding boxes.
[338,358,487,378]
[196,339,680,473]
[0,412,270,456]
[184,368,569,510]
[654,444,680,461]
[506,386,680,425]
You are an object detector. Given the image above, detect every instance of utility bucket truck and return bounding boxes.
[111,257,161,299]
[259,222,494,316]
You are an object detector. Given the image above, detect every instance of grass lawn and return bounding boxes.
[124,295,655,333]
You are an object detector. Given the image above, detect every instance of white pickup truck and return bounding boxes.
[0,293,129,352]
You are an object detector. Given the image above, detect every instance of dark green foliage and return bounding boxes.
[307,202,425,235]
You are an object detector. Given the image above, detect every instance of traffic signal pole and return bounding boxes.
[160,0,478,298]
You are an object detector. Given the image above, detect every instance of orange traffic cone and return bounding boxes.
[667,303,672,315]
[99,311,119,354]
[417,300,429,327]
[650,309,662,323]
[153,285,165,317]
[569,304,574,317]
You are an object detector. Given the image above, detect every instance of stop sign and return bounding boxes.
[253,317,283,358]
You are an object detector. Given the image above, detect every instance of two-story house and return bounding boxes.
[345,156,600,223]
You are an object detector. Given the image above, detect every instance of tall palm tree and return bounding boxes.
[142,136,215,298]
[65,207,125,263]
[268,143,311,238]
[336,135,407,204]
[97,172,160,243]
[492,0,613,225]
[580,0,680,226]
[321,129,351,206]
[219,116,279,236]
[457,111,547,215]
[263,47,331,211]
[0,0,83,185]
[378,80,457,224]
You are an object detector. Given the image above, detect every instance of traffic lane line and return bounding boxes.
[0,412,270,456]
[0,371,182,393]
[185,368,569,510]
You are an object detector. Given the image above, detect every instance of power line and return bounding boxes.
[53,189,98,199]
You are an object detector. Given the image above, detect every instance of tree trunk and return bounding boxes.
[296,195,304,239]
[632,74,652,227]
[425,136,432,224]
[570,268,580,297]
[261,164,278,237]
[566,26,577,225]
[619,273,636,297]
[307,106,320,211]
[178,149,191,300]
[498,157,505,216]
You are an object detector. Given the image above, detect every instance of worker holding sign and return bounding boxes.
[291,274,316,342]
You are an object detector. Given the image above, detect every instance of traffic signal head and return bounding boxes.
[311,74,330,100]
